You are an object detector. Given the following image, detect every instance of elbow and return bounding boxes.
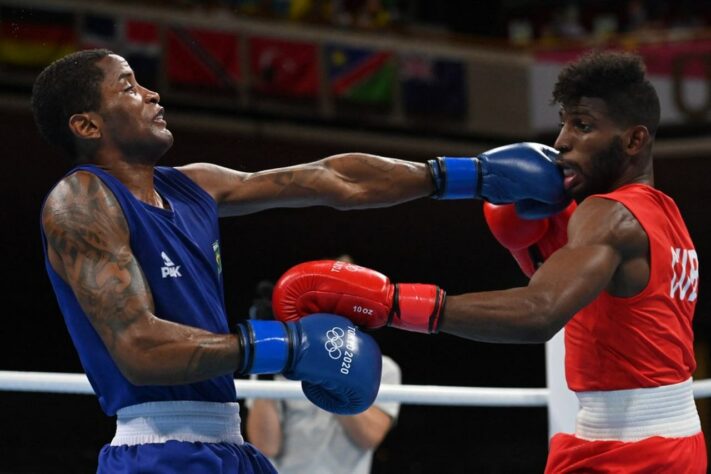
[112,341,166,386]
[110,321,178,386]
[116,360,157,386]
[528,325,557,344]
[519,291,567,343]
[116,350,188,386]
[525,312,564,343]
[126,375,152,387]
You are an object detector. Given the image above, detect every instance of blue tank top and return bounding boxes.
[40,165,236,415]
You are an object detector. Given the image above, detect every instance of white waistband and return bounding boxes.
[575,378,701,442]
[111,401,244,446]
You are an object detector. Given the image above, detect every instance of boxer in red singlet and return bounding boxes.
[271,51,707,473]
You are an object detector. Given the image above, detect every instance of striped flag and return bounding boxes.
[326,44,394,105]
[531,40,711,131]
[166,27,241,91]
[80,14,160,89]
[0,6,76,68]
[250,36,319,98]
[400,54,467,118]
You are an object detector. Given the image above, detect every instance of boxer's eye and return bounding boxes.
[574,120,592,133]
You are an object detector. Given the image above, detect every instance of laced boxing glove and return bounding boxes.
[273,260,445,334]
[235,313,382,415]
[428,142,570,218]
[483,200,577,278]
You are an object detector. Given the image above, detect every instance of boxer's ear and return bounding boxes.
[69,112,102,140]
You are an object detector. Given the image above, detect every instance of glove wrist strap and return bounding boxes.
[237,320,290,375]
[428,157,480,200]
[389,284,446,334]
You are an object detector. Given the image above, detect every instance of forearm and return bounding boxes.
[186,155,433,216]
[439,288,559,344]
[112,315,241,386]
[246,399,282,457]
[440,241,619,343]
[320,153,433,209]
[336,407,392,450]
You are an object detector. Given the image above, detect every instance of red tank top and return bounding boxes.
[565,184,698,391]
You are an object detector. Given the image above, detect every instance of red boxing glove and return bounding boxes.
[273,260,446,334]
[483,201,576,278]
[536,200,576,258]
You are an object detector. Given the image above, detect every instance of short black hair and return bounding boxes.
[552,51,660,136]
[31,49,113,159]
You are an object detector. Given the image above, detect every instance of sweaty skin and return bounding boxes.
[42,54,434,386]
[440,97,653,344]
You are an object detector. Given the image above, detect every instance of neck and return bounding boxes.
[91,153,161,207]
[619,154,654,189]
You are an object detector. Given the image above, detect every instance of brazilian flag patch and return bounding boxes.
[212,240,222,274]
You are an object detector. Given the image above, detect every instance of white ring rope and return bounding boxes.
[1,371,710,406]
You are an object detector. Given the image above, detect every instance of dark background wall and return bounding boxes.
[1,107,709,473]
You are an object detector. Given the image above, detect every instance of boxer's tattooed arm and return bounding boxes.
[42,172,240,384]
[43,172,149,345]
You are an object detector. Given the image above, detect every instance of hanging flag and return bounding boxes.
[166,27,241,91]
[400,54,467,118]
[123,20,160,90]
[0,5,76,68]
[80,14,160,89]
[532,39,711,131]
[326,44,394,105]
[80,15,159,54]
[80,13,116,50]
[249,36,319,98]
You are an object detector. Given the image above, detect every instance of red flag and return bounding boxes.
[249,36,318,97]
[80,16,159,53]
[166,27,240,90]
[125,20,160,50]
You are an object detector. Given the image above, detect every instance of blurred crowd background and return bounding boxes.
[1,1,711,473]
[3,0,711,141]
[65,0,711,41]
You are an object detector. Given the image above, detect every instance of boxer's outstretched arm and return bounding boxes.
[270,198,646,340]
[177,154,433,217]
[440,197,647,343]
[42,171,242,385]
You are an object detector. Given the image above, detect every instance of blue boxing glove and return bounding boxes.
[236,313,382,415]
[428,142,569,218]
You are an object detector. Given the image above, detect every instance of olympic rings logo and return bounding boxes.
[324,327,345,360]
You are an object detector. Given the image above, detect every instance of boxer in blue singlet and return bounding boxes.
[33,50,393,473]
